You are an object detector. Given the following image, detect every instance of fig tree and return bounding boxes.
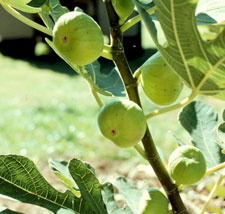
[98,99,147,148]
[138,189,169,214]
[112,0,134,24]
[168,145,206,186]
[53,11,104,66]
[140,52,183,106]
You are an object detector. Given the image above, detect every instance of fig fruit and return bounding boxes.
[138,189,169,214]
[98,99,147,148]
[53,11,104,66]
[140,52,183,106]
[168,145,206,186]
[112,0,134,24]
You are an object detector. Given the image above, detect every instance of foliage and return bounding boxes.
[0,0,225,213]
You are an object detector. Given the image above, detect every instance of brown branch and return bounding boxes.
[103,1,188,213]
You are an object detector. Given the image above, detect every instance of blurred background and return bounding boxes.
[0,0,224,165]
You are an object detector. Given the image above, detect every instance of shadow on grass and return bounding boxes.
[2,48,157,76]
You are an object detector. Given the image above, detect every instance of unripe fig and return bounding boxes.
[53,11,104,66]
[112,0,134,24]
[140,52,183,106]
[168,145,206,186]
[98,99,147,148]
[138,189,169,214]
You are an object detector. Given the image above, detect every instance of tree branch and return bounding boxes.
[103,0,188,213]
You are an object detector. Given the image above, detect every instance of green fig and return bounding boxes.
[53,11,104,66]
[112,0,134,24]
[138,189,169,214]
[98,99,147,148]
[168,145,206,186]
[140,52,183,106]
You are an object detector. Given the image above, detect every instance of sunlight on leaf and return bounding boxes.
[114,177,142,214]
[0,206,23,214]
[68,159,108,214]
[101,182,131,214]
[196,0,225,25]
[179,101,225,168]
[0,155,81,213]
[2,0,41,13]
[138,0,225,101]
[27,0,47,7]
[49,159,80,197]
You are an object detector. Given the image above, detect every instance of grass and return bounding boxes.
[0,54,141,163]
[0,52,224,164]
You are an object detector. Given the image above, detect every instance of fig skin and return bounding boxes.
[138,189,169,214]
[53,11,104,66]
[168,145,206,186]
[97,99,147,148]
[140,52,183,106]
[112,0,134,24]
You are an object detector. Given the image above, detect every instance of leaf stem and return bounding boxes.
[133,144,146,159]
[104,1,188,213]
[133,68,142,82]
[101,45,113,60]
[121,6,156,33]
[145,90,197,119]
[1,2,52,36]
[88,82,104,108]
[200,174,224,214]
[205,162,225,176]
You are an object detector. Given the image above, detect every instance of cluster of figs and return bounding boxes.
[52,2,207,213]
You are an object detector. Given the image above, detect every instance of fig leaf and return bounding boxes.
[179,100,225,168]
[135,0,225,100]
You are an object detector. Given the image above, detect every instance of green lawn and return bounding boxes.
[0,54,139,162]
[0,53,224,163]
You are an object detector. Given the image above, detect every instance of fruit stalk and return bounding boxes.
[103,0,188,213]
[200,174,224,214]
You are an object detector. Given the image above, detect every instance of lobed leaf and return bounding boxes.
[114,177,142,214]
[154,0,225,99]
[0,155,83,213]
[179,101,225,168]
[101,182,131,214]
[68,159,108,214]
[137,0,225,100]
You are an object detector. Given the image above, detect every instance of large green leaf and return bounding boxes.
[68,159,108,214]
[0,155,83,214]
[136,0,225,100]
[101,182,131,214]
[114,177,142,214]
[179,101,225,168]
[2,0,41,13]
